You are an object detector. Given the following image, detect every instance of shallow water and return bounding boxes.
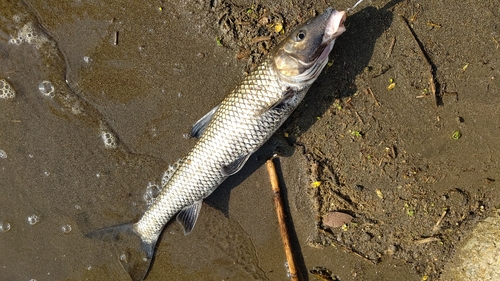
[0,1,270,280]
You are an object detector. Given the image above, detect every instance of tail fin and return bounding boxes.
[86,223,157,281]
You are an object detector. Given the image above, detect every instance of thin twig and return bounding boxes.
[365,87,380,106]
[414,237,441,245]
[251,36,271,44]
[400,15,441,107]
[266,158,299,281]
[493,37,499,49]
[354,110,364,124]
[386,36,396,58]
[432,209,448,234]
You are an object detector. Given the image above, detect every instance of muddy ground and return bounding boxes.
[0,0,499,280]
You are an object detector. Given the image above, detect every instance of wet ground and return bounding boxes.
[0,0,499,280]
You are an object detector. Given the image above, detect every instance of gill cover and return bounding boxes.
[272,8,347,81]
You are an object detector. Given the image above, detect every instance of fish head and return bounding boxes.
[272,8,347,84]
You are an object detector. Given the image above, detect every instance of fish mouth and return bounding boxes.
[318,10,347,62]
[324,9,347,42]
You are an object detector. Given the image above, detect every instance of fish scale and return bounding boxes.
[134,57,299,244]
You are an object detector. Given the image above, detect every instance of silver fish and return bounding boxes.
[89,7,346,280]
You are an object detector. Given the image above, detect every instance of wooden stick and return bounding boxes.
[266,158,299,281]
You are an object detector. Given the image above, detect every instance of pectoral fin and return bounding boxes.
[176,200,203,235]
[254,88,296,117]
[222,154,251,176]
[188,105,220,138]
[267,88,296,111]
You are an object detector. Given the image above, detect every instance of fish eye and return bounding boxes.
[294,30,306,42]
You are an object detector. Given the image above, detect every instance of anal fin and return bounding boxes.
[222,154,251,176]
[176,200,203,235]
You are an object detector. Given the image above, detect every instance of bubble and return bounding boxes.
[161,159,182,187]
[61,224,72,234]
[0,150,6,159]
[0,79,16,99]
[8,38,21,45]
[12,14,21,22]
[12,22,47,48]
[27,214,40,225]
[143,182,160,206]
[0,221,11,232]
[21,24,35,44]
[119,253,128,262]
[38,81,55,97]
[101,131,118,149]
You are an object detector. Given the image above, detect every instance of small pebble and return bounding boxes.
[323,211,353,228]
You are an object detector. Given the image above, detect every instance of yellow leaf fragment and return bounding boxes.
[427,21,442,28]
[387,82,396,90]
[216,37,223,47]
[274,22,283,33]
[311,181,322,188]
[351,130,362,137]
[451,130,461,140]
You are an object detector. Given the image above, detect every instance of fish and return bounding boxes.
[88,7,347,281]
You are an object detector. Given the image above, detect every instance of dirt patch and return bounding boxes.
[215,0,500,279]
[212,0,336,71]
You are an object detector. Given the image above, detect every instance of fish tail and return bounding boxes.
[86,223,157,281]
